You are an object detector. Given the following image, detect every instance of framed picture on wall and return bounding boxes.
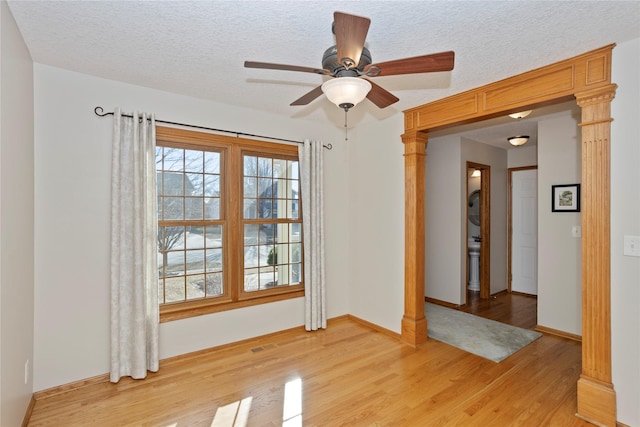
[552,184,581,212]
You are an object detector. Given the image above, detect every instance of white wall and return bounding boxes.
[536,110,582,335]
[0,2,35,425]
[610,37,640,427]
[33,64,347,391]
[346,116,405,333]
[425,136,463,303]
[507,144,537,168]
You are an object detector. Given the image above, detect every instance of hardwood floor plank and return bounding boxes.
[461,291,538,330]
[27,293,593,426]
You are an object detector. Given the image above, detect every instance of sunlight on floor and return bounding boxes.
[198,377,301,426]
[283,377,302,426]
[210,396,253,427]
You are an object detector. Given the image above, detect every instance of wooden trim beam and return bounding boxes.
[402,45,617,425]
[404,44,613,133]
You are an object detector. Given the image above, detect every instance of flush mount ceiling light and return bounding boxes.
[508,135,530,146]
[508,110,532,119]
[471,169,481,177]
[321,77,372,112]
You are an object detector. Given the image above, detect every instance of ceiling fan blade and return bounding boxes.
[244,61,329,75]
[366,80,399,109]
[366,51,455,76]
[333,11,370,69]
[290,85,324,106]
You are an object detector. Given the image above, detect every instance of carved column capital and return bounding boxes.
[401,131,429,150]
[575,83,617,106]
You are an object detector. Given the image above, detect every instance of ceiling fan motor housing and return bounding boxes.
[322,45,372,76]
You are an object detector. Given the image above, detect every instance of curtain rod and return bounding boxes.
[94,106,332,150]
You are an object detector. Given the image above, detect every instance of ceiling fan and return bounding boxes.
[244,11,455,111]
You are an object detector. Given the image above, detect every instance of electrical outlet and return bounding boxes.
[24,359,30,384]
[624,235,640,257]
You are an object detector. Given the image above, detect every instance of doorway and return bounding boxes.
[400,45,617,425]
[466,162,491,301]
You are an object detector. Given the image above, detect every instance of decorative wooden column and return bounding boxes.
[575,84,617,426]
[400,130,428,346]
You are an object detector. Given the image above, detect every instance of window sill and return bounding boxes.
[160,289,305,322]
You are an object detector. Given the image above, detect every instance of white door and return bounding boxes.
[511,169,538,295]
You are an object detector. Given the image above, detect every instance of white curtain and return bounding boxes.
[110,108,159,382]
[299,139,326,330]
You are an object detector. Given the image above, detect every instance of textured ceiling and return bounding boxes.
[7,0,640,140]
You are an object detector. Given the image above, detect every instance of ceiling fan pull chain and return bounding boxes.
[344,109,349,141]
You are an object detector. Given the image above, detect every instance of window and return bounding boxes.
[242,155,302,292]
[155,127,304,322]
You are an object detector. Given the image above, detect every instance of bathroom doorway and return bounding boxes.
[466,161,491,302]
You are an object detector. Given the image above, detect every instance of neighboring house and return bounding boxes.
[245,180,299,221]
[157,171,220,221]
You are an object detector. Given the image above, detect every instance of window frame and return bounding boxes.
[156,126,304,322]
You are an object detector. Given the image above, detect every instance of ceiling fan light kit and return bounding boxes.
[321,77,371,111]
[244,11,455,117]
[508,135,530,146]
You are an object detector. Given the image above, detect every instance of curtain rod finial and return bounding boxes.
[94,106,111,117]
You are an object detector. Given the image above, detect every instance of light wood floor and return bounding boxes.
[27,293,592,426]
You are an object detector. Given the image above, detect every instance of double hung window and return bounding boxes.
[155,127,303,321]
